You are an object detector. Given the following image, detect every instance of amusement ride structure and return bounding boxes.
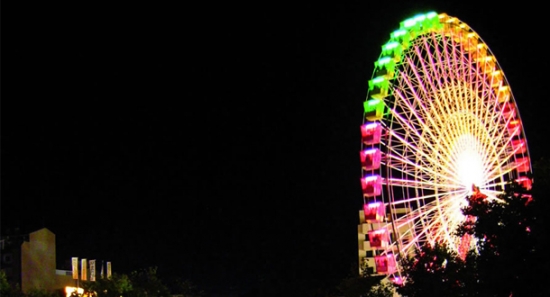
[357,11,533,284]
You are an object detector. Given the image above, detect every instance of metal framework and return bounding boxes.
[359,12,532,282]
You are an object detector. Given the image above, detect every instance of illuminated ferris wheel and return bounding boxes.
[358,12,532,282]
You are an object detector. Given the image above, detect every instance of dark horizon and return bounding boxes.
[3,1,550,295]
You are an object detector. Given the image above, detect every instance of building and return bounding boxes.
[1,227,110,293]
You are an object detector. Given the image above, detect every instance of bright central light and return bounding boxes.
[454,134,484,191]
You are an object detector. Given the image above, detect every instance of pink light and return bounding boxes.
[375,253,397,274]
[507,120,521,137]
[361,175,382,197]
[511,139,526,154]
[391,276,404,285]
[368,228,389,248]
[515,157,530,173]
[360,148,382,170]
[514,193,533,204]
[364,202,386,223]
[361,123,382,145]
[501,102,516,120]
[516,176,532,190]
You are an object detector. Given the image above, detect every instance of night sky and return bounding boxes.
[3,1,550,295]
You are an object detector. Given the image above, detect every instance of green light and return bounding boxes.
[391,29,407,39]
[368,76,388,91]
[367,99,381,106]
[403,18,416,28]
[371,11,443,93]
[377,57,392,66]
[364,99,385,121]
[414,14,426,22]
[382,42,399,51]
[426,12,438,19]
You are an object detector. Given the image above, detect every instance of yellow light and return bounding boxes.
[454,135,484,190]
[446,17,457,23]
[65,287,84,297]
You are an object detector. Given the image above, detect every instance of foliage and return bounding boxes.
[128,267,171,297]
[0,270,11,295]
[0,271,24,297]
[364,280,395,297]
[458,181,541,297]
[81,267,170,297]
[0,266,197,297]
[83,273,133,297]
[396,242,469,297]
[0,271,64,297]
[397,177,549,297]
[336,262,394,297]
[168,278,205,297]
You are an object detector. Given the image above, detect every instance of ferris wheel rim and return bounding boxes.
[359,11,532,283]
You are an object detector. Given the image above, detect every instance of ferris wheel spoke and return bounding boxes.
[415,39,458,124]
[382,115,460,179]
[394,192,465,254]
[385,153,463,188]
[484,148,520,180]
[394,77,464,169]
[396,206,449,253]
[392,208,452,246]
[392,206,436,235]
[384,173,465,191]
[398,56,442,126]
[424,35,460,118]
[432,33,455,83]
[401,54,447,135]
[386,92,433,149]
[384,147,440,176]
[359,12,532,279]
[417,197,461,243]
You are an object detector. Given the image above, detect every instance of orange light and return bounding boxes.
[65,287,84,297]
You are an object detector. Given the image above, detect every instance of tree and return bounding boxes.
[394,157,550,297]
[80,267,171,297]
[82,273,133,297]
[168,278,205,297]
[0,271,24,297]
[0,271,11,296]
[128,267,171,297]
[336,261,394,297]
[457,181,543,297]
[396,242,469,297]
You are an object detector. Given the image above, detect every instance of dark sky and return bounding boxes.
[3,1,550,296]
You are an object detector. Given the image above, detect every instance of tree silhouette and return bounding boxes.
[456,180,543,297]
[336,261,394,297]
[396,242,470,297]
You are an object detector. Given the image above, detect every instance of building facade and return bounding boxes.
[1,228,107,293]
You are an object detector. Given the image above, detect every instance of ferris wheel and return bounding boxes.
[358,12,532,283]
